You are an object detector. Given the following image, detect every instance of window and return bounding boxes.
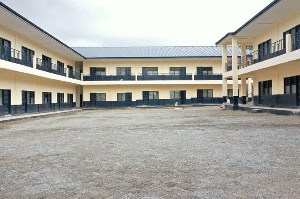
[284,24,300,51]
[96,68,106,76]
[149,91,159,99]
[170,91,180,99]
[42,92,51,104]
[21,46,34,67]
[27,91,35,104]
[57,61,64,73]
[117,93,126,101]
[147,67,158,75]
[117,67,126,75]
[58,93,64,103]
[203,89,213,98]
[42,55,51,67]
[258,40,271,56]
[169,67,180,75]
[0,90,2,106]
[67,94,73,103]
[203,67,213,75]
[227,89,233,97]
[96,93,106,101]
[284,76,297,94]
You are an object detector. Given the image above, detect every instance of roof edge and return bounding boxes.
[0,2,86,59]
[215,0,282,45]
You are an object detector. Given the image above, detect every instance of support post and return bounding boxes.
[222,44,228,102]
[232,37,239,106]
[241,77,247,104]
[286,34,292,53]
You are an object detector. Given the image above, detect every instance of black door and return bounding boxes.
[197,89,204,103]
[125,93,132,106]
[143,91,149,105]
[125,67,131,80]
[180,91,186,104]
[90,93,96,107]
[57,93,63,109]
[180,67,186,79]
[22,91,28,113]
[259,82,264,105]
[42,55,52,72]
[3,90,11,115]
[297,76,300,106]
[197,67,203,80]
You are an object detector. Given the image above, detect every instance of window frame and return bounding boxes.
[117,93,126,101]
[149,91,159,100]
[169,67,180,75]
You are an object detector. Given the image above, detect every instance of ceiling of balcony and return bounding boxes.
[216,0,300,45]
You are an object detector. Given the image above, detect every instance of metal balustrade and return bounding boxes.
[83,74,136,81]
[36,58,66,76]
[194,74,222,80]
[226,38,288,71]
[137,73,193,80]
[0,45,33,67]
[69,70,81,80]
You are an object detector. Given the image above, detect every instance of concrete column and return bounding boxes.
[33,55,37,69]
[66,68,69,78]
[232,37,239,106]
[81,73,84,81]
[135,73,138,81]
[286,34,292,53]
[222,44,227,102]
[241,77,247,104]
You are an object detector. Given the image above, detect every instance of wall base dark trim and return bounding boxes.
[233,96,239,106]
[241,96,247,104]
[84,98,224,108]
[253,94,299,107]
[0,103,75,117]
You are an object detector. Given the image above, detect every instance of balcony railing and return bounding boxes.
[83,74,136,81]
[226,39,288,71]
[0,45,34,67]
[69,70,81,80]
[36,58,66,76]
[137,73,193,80]
[194,74,222,80]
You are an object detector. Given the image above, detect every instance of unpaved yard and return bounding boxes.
[0,107,299,198]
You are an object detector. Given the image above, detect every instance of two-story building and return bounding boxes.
[0,1,245,116]
[217,0,300,107]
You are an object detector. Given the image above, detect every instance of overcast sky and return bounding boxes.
[2,0,273,47]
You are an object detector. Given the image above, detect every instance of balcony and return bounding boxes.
[194,74,222,80]
[83,74,136,81]
[36,58,66,76]
[137,73,193,80]
[0,45,33,67]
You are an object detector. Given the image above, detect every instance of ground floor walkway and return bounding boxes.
[0,107,299,198]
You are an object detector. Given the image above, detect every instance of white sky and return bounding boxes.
[2,0,274,47]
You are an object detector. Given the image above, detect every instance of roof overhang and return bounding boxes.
[216,0,300,45]
[0,2,85,61]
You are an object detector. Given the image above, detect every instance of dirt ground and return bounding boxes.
[0,107,299,199]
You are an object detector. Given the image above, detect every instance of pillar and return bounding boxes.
[66,68,69,78]
[232,37,239,106]
[241,77,247,104]
[33,55,37,69]
[222,44,228,102]
[286,34,292,53]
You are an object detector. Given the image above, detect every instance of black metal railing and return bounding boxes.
[36,58,66,76]
[0,45,33,67]
[83,74,136,81]
[194,73,222,80]
[137,73,193,80]
[69,70,81,80]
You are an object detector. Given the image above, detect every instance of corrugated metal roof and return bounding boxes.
[73,46,250,59]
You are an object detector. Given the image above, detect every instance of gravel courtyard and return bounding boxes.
[0,107,299,198]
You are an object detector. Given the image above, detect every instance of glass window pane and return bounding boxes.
[208,90,213,98]
[170,91,174,99]
[0,91,2,106]
[175,91,180,99]
[291,85,297,94]
[285,86,290,94]
[117,68,126,75]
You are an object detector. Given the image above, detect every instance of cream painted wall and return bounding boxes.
[252,61,300,95]
[83,84,226,101]
[82,58,222,75]
[0,69,76,105]
[0,24,76,69]
[254,10,300,51]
